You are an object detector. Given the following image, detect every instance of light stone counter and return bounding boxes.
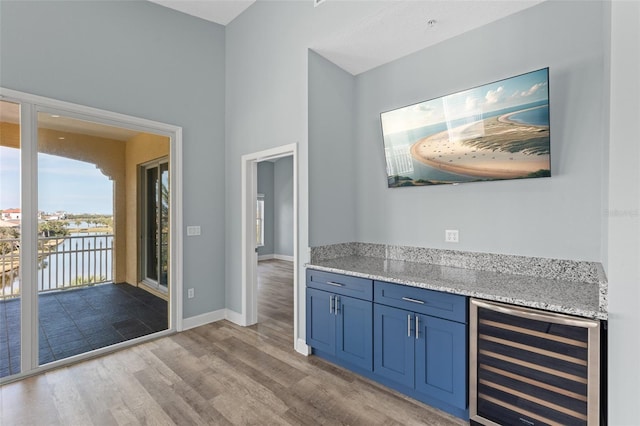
[307,244,607,320]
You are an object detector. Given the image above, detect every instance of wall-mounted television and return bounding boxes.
[380,68,550,187]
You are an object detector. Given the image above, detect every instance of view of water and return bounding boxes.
[38,233,113,291]
[1,232,113,296]
[382,101,549,183]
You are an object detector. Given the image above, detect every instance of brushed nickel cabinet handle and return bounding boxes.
[329,295,334,314]
[407,314,412,337]
[335,296,340,315]
[402,297,425,305]
[415,315,419,340]
[326,281,344,287]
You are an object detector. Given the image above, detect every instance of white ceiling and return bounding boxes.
[148,0,256,25]
[148,0,543,75]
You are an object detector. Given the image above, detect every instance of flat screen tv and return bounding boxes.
[380,68,551,187]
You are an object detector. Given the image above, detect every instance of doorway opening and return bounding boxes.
[241,144,301,351]
[0,88,183,381]
[255,157,294,339]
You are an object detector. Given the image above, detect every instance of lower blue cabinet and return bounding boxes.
[374,304,467,410]
[306,270,468,419]
[414,312,467,409]
[307,288,336,355]
[373,303,415,387]
[306,287,373,371]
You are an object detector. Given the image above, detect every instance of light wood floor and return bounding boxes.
[0,260,466,425]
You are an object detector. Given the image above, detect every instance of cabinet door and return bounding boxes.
[306,288,336,355]
[336,295,373,371]
[373,304,414,388]
[415,314,467,409]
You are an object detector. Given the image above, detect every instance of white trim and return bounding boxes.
[225,309,245,326]
[241,143,298,348]
[257,254,294,262]
[274,254,294,262]
[20,102,38,371]
[0,87,184,370]
[173,128,184,331]
[296,338,311,356]
[182,309,227,330]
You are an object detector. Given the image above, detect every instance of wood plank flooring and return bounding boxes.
[0,260,466,425]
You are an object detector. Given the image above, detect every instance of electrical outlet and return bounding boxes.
[445,229,459,243]
[188,288,195,299]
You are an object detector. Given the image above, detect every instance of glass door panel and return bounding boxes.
[0,100,21,378]
[141,158,169,293]
[36,111,169,365]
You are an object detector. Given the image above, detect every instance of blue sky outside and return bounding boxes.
[0,146,113,215]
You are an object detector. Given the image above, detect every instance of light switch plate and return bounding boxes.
[186,226,201,236]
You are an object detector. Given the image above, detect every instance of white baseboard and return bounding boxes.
[182,309,226,330]
[258,254,294,262]
[225,309,245,326]
[274,254,294,262]
[295,338,310,356]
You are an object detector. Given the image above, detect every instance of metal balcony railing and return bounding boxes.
[0,234,113,299]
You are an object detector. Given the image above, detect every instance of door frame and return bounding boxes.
[241,143,303,351]
[0,87,183,381]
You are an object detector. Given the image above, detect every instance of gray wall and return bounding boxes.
[353,1,606,262]
[225,0,391,314]
[257,162,275,256]
[274,157,294,257]
[0,0,226,319]
[308,51,357,246]
[606,1,640,421]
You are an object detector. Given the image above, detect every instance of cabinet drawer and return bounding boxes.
[306,269,373,301]
[374,281,467,323]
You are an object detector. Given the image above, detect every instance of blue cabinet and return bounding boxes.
[306,269,468,419]
[414,312,466,408]
[373,281,468,417]
[306,271,373,371]
[306,288,336,355]
[373,303,415,387]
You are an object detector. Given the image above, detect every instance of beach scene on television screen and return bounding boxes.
[381,68,551,187]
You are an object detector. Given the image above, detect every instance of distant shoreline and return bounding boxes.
[498,105,548,127]
[410,109,550,179]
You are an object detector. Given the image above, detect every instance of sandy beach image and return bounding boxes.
[410,107,550,180]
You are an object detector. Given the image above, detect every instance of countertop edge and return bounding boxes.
[306,263,607,321]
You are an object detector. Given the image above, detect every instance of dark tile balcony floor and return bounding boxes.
[0,283,168,379]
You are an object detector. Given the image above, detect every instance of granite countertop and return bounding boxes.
[307,255,607,320]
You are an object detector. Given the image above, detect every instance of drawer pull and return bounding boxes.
[326,281,345,287]
[402,296,425,305]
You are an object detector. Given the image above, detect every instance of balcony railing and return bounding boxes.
[0,234,113,299]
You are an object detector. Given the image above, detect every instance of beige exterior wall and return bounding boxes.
[124,133,169,291]
[1,121,128,283]
[1,120,169,297]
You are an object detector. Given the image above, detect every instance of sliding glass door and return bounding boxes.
[141,158,169,293]
[0,100,22,378]
[0,88,179,381]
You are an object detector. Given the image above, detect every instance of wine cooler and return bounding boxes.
[470,299,603,426]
